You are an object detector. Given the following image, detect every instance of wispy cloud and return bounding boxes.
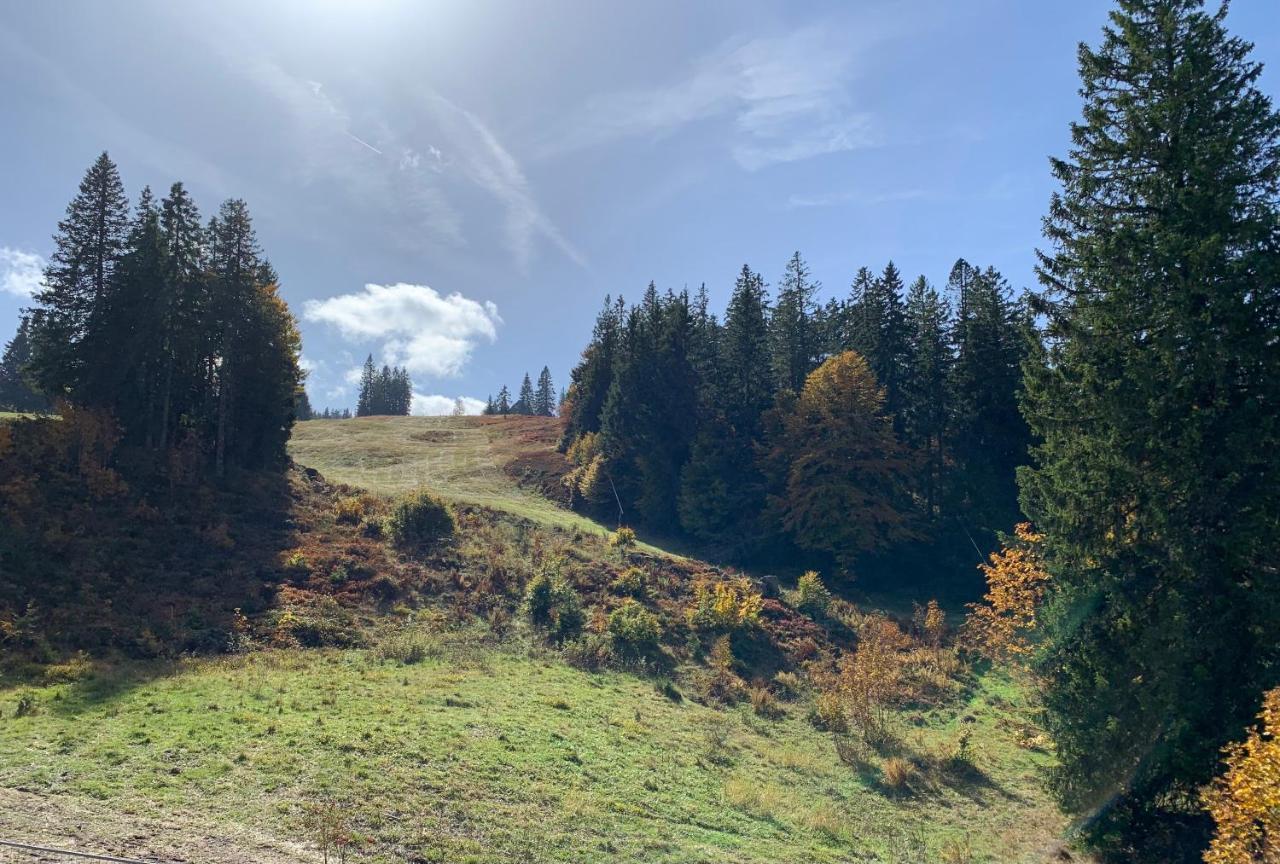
[238,59,581,271]
[786,188,929,210]
[304,282,501,378]
[544,22,893,170]
[0,247,44,297]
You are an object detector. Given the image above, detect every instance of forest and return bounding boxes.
[1,1,1278,863]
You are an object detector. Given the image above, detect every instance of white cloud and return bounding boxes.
[545,23,891,170]
[0,247,45,297]
[411,393,486,416]
[304,282,501,378]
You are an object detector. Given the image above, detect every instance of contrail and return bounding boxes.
[345,131,384,155]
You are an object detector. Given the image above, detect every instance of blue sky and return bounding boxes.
[2,0,1277,413]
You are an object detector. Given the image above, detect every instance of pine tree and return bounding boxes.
[517,372,535,415]
[844,262,908,421]
[356,355,376,416]
[901,275,951,518]
[561,296,625,446]
[534,366,555,416]
[949,263,1030,532]
[29,151,130,397]
[496,385,511,415]
[769,251,819,392]
[0,316,47,412]
[1020,2,1280,853]
[155,181,207,450]
[679,265,772,550]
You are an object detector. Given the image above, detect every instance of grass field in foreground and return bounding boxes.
[0,628,1065,863]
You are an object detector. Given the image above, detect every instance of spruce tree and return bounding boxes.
[356,355,376,416]
[534,366,555,416]
[1021,1,1280,854]
[496,385,511,415]
[901,275,951,518]
[0,316,47,412]
[156,182,207,450]
[29,151,130,397]
[769,251,819,392]
[517,373,535,415]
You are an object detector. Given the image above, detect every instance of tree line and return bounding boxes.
[356,354,412,416]
[560,254,1031,573]
[6,152,302,476]
[483,366,558,416]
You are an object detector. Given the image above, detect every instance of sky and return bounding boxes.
[2,1,1278,414]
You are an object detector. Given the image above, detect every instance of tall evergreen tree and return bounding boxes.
[843,262,908,420]
[496,385,511,416]
[517,372,535,415]
[949,263,1030,532]
[769,251,820,392]
[534,366,555,416]
[679,265,772,550]
[1020,2,1280,855]
[29,151,130,397]
[0,316,47,412]
[356,355,376,416]
[901,275,951,518]
[561,296,625,446]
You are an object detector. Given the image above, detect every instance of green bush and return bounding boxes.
[563,632,615,671]
[611,566,647,597]
[607,600,662,654]
[794,570,832,617]
[523,568,584,643]
[386,490,454,551]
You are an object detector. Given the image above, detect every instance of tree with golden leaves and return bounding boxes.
[762,350,916,575]
[963,523,1050,661]
[1202,688,1280,864]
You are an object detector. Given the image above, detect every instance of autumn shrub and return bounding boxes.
[808,690,849,733]
[334,496,365,525]
[881,756,915,792]
[607,600,662,655]
[1202,687,1280,864]
[794,570,832,617]
[963,523,1050,661]
[386,490,455,551]
[772,670,804,701]
[687,578,763,632]
[608,525,637,559]
[749,685,784,720]
[374,628,441,665]
[912,599,946,647]
[523,565,584,643]
[611,566,647,598]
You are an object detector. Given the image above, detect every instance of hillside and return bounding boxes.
[0,415,1075,863]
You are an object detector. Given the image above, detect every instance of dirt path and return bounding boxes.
[0,788,316,864]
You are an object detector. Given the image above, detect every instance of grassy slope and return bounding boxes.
[0,638,1060,863]
[0,415,1072,862]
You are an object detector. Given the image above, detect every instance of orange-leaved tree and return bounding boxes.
[963,523,1050,661]
[762,350,916,575]
[1202,687,1280,864]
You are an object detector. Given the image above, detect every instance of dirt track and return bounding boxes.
[0,788,315,863]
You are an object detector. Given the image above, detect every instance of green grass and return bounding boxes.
[289,416,664,550]
[0,629,1065,863]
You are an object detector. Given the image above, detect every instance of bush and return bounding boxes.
[881,756,915,792]
[772,670,804,701]
[563,632,615,671]
[386,490,455,551]
[808,691,849,733]
[750,686,784,720]
[608,526,637,559]
[334,496,365,525]
[794,570,832,617]
[687,579,763,632]
[611,566,647,598]
[607,600,662,655]
[523,567,584,643]
[374,629,440,665]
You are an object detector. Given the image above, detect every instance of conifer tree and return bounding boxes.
[561,296,625,446]
[844,262,908,421]
[517,372,535,415]
[534,366,555,416]
[901,275,951,518]
[356,355,376,416]
[0,316,46,412]
[496,385,511,415]
[769,251,819,392]
[1021,1,1280,853]
[29,151,130,397]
